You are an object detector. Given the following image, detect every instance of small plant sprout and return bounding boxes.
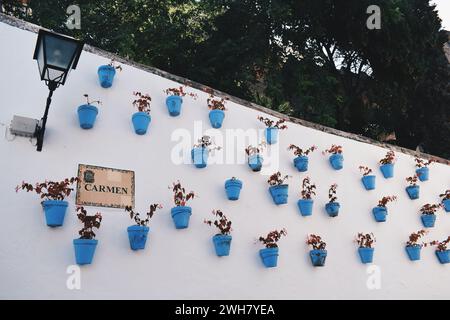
[406,174,420,186]
[204,210,232,236]
[258,229,287,248]
[300,177,316,199]
[257,116,288,129]
[267,172,290,186]
[132,91,152,114]
[245,142,266,156]
[193,135,221,152]
[439,190,450,201]
[16,177,78,201]
[83,94,102,106]
[323,144,343,155]
[359,166,373,176]
[328,184,338,203]
[414,157,435,168]
[207,95,228,111]
[356,233,376,248]
[379,150,396,165]
[125,204,163,227]
[377,195,397,207]
[108,58,122,71]
[164,86,197,99]
[76,206,102,240]
[306,234,327,250]
[170,181,195,207]
[420,203,443,215]
[288,144,317,157]
[406,230,428,247]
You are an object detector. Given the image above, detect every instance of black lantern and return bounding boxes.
[33,29,84,151]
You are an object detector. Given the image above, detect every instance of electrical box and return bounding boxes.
[10,115,39,138]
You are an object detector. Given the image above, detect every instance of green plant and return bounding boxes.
[125,204,163,226]
[76,206,102,240]
[257,116,288,129]
[16,177,78,201]
[300,177,316,200]
[258,229,287,248]
[356,233,376,248]
[306,234,326,250]
[267,172,290,186]
[132,91,152,114]
[204,209,232,236]
[170,181,195,207]
[379,151,396,165]
[288,144,317,157]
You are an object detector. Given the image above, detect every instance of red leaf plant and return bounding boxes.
[193,135,221,152]
[170,181,195,207]
[405,174,420,186]
[267,172,290,186]
[132,91,152,114]
[204,209,232,236]
[164,86,197,99]
[257,116,288,130]
[83,94,101,106]
[427,236,450,252]
[328,183,338,203]
[439,190,450,201]
[406,230,428,248]
[323,144,343,155]
[258,229,287,248]
[300,177,316,200]
[76,206,102,240]
[288,144,317,157]
[16,177,78,201]
[358,166,373,176]
[245,142,266,156]
[377,195,397,208]
[356,233,376,248]
[125,204,163,227]
[207,95,228,111]
[379,150,396,165]
[306,234,327,250]
[414,157,435,168]
[420,203,443,215]
[107,58,122,71]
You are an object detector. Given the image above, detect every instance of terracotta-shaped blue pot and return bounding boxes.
[225,178,242,200]
[372,206,387,222]
[294,156,309,172]
[269,184,288,205]
[405,245,421,261]
[358,247,374,264]
[209,109,225,128]
[191,147,208,168]
[329,154,343,170]
[265,127,278,144]
[325,202,340,217]
[421,214,436,228]
[416,167,429,182]
[435,250,449,264]
[171,206,192,229]
[73,239,98,265]
[212,234,232,257]
[259,247,279,268]
[406,185,420,200]
[42,200,68,227]
[442,199,450,212]
[310,249,327,267]
[131,112,151,135]
[361,175,376,190]
[77,104,98,129]
[127,225,149,250]
[248,154,263,172]
[166,95,183,116]
[297,199,313,216]
[380,163,394,178]
[97,65,116,88]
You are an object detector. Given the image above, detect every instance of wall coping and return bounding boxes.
[1,12,448,166]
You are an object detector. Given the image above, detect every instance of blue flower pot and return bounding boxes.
[329,154,343,170]
[406,185,420,200]
[372,206,387,222]
[297,199,314,216]
[325,202,340,217]
[421,214,436,228]
[209,109,225,128]
[269,184,288,205]
[248,154,263,172]
[171,206,192,229]
[127,225,149,250]
[131,112,151,135]
[166,95,183,116]
[77,104,98,129]
[416,167,429,182]
[310,249,327,267]
[259,247,279,268]
[225,179,242,200]
[294,156,309,172]
[443,199,450,212]
[265,127,278,144]
[358,247,374,264]
[380,163,394,178]
[73,239,98,265]
[361,175,376,190]
[191,147,208,168]
[42,200,68,227]
[405,245,421,261]
[212,234,232,257]
[435,250,449,264]
[97,65,116,88]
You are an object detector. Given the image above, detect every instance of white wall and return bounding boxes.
[0,21,449,300]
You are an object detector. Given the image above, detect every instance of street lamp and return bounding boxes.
[32,29,84,151]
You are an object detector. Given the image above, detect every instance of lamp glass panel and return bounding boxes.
[43,34,78,72]
[36,40,45,78]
